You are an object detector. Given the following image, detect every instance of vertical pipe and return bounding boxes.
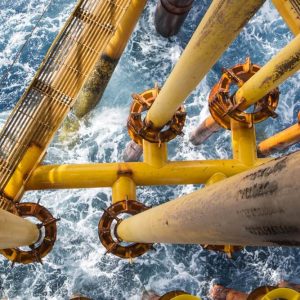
[231,119,257,166]
[190,23,300,146]
[112,176,136,203]
[72,0,147,118]
[143,140,168,168]
[117,151,300,245]
[146,0,265,129]
[190,116,222,145]
[235,33,300,110]
[272,0,300,35]
[154,0,195,37]
[0,209,39,249]
[123,140,143,162]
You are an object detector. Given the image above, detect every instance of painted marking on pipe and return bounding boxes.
[266,240,300,246]
[238,181,278,200]
[244,157,287,181]
[237,207,284,218]
[245,225,299,236]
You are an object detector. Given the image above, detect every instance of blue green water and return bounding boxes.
[0,0,299,299]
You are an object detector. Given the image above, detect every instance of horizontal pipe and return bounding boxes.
[146,0,265,128]
[0,209,39,249]
[258,121,300,156]
[72,0,147,118]
[117,151,300,246]
[25,160,251,190]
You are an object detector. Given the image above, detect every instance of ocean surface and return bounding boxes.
[0,0,300,299]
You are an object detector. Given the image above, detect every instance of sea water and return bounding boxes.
[0,0,299,299]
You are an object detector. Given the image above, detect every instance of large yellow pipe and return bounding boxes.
[25,160,251,190]
[145,0,265,128]
[190,27,300,145]
[272,0,300,35]
[0,209,39,249]
[258,121,300,156]
[236,34,300,110]
[117,151,300,246]
[72,0,147,118]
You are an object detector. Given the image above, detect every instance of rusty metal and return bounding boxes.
[208,58,279,129]
[0,202,58,264]
[98,200,153,259]
[127,85,186,145]
[247,286,277,300]
[202,244,243,258]
[159,291,189,300]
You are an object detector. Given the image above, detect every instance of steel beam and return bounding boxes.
[25,160,251,190]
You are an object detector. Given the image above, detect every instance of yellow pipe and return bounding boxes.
[117,151,300,246]
[3,144,43,201]
[231,119,257,166]
[258,122,300,156]
[0,209,39,249]
[236,34,300,110]
[143,140,167,168]
[145,0,265,128]
[206,172,227,186]
[104,0,147,60]
[112,176,136,203]
[72,0,147,118]
[272,0,300,35]
[172,296,201,300]
[25,160,252,190]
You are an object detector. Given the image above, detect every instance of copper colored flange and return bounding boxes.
[159,290,189,300]
[0,202,58,265]
[247,286,277,300]
[202,245,243,258]
[98,200,153,259]
[127,85,186,145]
[209,57,279,129]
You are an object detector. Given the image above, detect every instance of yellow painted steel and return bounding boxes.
[72,0,147,118]
[143,140,167,168]
[145,0,265,128]
[25,160,251,190]
[0,209,39,249]
[258,122,300,155]
[206,172,227,185]
[104,0,147,60]
[172,296,201,300]
[236,34,300,110]
[3,144,43,201]
[272,0,300,35]
[261,288,300,300]
[230,119,257,166]
[112,176,136,203]
[117,151,300,245]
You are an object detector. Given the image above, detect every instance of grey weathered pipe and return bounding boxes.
[117,150,300,246]
[154,0,195,37]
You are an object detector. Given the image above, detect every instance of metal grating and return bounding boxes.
[0,0,131,195]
